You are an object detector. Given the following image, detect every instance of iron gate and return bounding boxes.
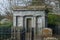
[11,27,43,40]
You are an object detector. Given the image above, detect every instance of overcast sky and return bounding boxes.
[0,0,10,15]
[0,0,32,15]
[0,0,58,15]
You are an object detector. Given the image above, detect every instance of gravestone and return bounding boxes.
[42,28,52,38]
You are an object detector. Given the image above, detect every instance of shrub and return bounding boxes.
[48,14,57,25]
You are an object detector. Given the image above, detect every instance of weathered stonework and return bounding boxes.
[12,1,46,39]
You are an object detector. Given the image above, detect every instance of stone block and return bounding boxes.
[44,37,58,40]
[42,28,52,38]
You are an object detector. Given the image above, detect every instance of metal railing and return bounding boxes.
[11,28,35,40]
[0,27,11,40]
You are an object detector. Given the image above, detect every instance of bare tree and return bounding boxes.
[5,11,13,21]
[31,0,44,6]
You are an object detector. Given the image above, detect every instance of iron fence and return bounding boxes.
[0,27,11,40]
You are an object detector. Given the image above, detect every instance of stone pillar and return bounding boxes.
[17,17,24,40]
[13,16,16,27]
[33,17,37,40]
[33,17,36,28]
[42,16,45,28]
[13,27,17,40]
[32,17,34,28]
[37,17,43,36]
[33,17,36,34]
[16,27,21,40]
[12,16,24,40]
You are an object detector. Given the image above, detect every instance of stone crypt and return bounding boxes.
[12,6,46,40]
[11,0,47,40]
[13,7,45,33]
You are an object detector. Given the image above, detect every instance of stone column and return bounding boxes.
[32,17,36,27]
[33,17,36,28]
[33,17,36,34]
[17,16,24,40]
[12,16,17,40]
[13,16,16,27]
[12,16,24,40]
[33,16,37,40]
[16,27,21,40]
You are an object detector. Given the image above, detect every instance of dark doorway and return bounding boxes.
[48,24,56,34]
[26,18,32,32]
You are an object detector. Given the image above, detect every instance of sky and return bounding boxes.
[0,0,10,15]
[0,0,32,15]
[0,0,58,15]
[12,0,32,6]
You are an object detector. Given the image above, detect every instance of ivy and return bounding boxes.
[48,13,60,25]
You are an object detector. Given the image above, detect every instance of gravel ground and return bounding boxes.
[53,35,60,40]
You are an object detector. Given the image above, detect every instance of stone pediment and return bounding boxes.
[12,5,52,11]
[12,6,45,11]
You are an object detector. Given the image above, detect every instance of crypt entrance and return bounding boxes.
[25,17,32,32]
[24,16,35,33]
[24,16,43,33]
